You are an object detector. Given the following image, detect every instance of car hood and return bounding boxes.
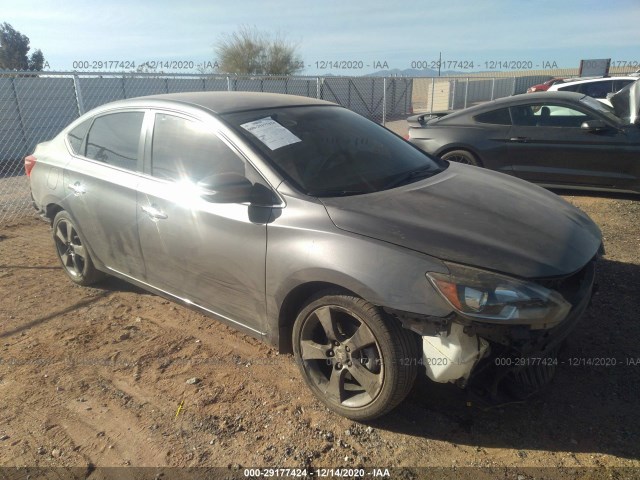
[611,79,640,124]
[320,164,602,279]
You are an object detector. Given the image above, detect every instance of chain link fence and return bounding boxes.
[0,72,417,223]
[437,66,638,79]
[411,66,639,113]
[1,68,637,223]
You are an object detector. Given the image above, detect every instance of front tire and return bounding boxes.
[52,211,105,286]
[292,290,418,420]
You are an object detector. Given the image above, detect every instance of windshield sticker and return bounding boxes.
[240,117,302,150]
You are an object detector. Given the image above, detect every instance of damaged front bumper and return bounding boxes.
[390,257,597,395]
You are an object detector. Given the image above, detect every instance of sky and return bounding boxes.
[2,0,640,75]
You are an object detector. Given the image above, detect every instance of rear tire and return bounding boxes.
[292,290,419,420]
[441,149,481,167]
[52,211,105,286]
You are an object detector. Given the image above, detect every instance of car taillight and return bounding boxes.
[24,155,36,177]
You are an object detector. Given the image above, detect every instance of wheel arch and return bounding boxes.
[435,145,484,166]
[276,280,365,354]
[45,202,64,224]
[272,275,404,353]
[48,206,106,273]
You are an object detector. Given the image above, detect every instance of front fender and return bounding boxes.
[264,196,453,344]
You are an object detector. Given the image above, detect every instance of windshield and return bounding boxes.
[579,95,621,124]
[222,105,445,196]
[610,80,639,124]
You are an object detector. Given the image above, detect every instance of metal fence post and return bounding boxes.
[405,78,410,115]
[316,77,321,99]
[72,75,85,116]
[371,78,375,115]
[227,76,232,91]
[450,79,456,110]
[490,77,496,101]
[430,77,435,113]
[382,77,387,126]
[464,77,469,109]
[391,78,396,118]
[512,77,517,95]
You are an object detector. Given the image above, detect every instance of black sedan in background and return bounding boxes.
[407,80,640,194]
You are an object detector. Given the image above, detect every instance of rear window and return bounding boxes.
[67,119,92,155]
[474,108,511,125]
[85,112,144,170]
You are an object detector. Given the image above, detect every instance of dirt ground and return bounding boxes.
[0,192,639,478]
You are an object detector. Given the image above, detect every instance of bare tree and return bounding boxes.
[216,26,303,75]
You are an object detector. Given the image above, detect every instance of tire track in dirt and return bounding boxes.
[1,197,639,472]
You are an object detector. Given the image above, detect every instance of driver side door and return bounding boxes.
[136,111,273,335]
[507,102,635,188]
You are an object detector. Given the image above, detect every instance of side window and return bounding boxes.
[558,84,580,93]
[151,114,245,182]
[474,108,511,125]
[613,79,634,92]
[512,104,592,127]
[67,118,92,155]
[510,105,537,126]
[580,81,612,98]
[85,112,144,170]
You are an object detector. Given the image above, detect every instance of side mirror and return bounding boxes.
[581,119,608,132]
[197,173,254,203]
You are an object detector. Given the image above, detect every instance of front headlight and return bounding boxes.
[427,262,571,327]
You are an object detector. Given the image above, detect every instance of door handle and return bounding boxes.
[141,205,168,220]
[68,182,86,196]
[509,136,529,143]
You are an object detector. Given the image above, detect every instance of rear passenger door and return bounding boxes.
[63,110,147,278]
[136,111,272,335]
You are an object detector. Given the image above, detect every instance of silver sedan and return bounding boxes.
[27,92,602,419]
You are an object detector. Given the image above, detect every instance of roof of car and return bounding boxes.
[510,91,586,101]
[550,76,636,88]
[115,91,338,114]
[437,91,587,119]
